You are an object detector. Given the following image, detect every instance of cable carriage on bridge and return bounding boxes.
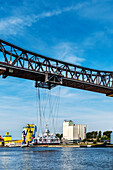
[33,84,61,145]
[1,39,113,146]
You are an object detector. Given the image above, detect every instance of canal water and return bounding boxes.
[0,147,113,170]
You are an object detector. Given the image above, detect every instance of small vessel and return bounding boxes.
[33,125,60,145]
[9,143,15,147]
[87,145,92,148]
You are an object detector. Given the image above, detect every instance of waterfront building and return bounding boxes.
[22,124,37,144]
[63,120,86,143]
[110,132,113,144]
[0,135,4,146]
[3,132,12,142]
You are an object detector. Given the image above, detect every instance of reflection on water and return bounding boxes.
[0,147,113,170]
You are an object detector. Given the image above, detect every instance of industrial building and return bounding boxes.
[63,120,86,143]
[3,132,12,142]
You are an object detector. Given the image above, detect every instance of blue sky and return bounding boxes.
[0,0,113,139]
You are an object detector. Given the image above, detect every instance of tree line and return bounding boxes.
[85,131,112,142]
[56,131,112,142]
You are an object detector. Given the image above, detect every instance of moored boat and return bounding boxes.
[33,125,60,145]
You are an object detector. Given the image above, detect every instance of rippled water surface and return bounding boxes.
[0,147,113,170]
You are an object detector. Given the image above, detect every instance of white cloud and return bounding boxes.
[0,3,87,36]
[53,42,85,65]
[35,3,88,19]
[77,0,113,21]
[0,16,35,36]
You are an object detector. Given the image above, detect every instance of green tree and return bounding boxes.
[86,131,98,139]
[103,131,112,138]
[56,133,63,140]
[101,136,108,140]
[82,138,86,142]
[86,132,93,139]
[92,131,98,138]
[99,131,101,138]
[97,136,100,142]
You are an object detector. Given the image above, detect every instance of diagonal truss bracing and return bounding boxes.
[0,39,113,96]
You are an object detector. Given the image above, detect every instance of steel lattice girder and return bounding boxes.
[0,39,113,96]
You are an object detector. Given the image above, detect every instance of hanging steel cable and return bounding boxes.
[38,87,43,134]
[48,87,61,133]
[36,88,39,130]
[41,88,50,131]
[54,86,61,133]
[48,90,56,132]
[35,85,61,135]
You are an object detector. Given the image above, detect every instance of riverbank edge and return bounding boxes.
[1,144,113,148]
